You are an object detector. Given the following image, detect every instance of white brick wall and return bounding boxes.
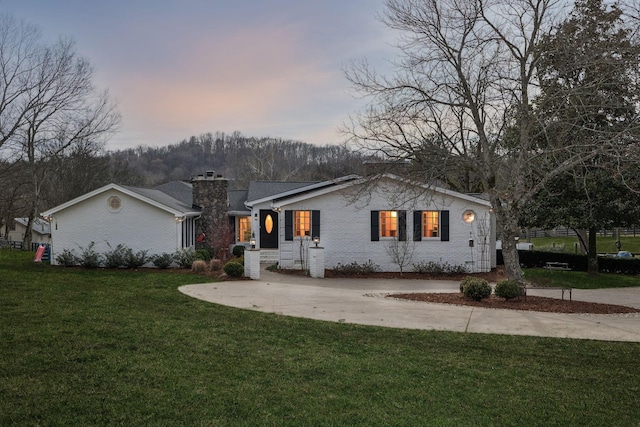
[48,189,182,265]
[252,179,496,273]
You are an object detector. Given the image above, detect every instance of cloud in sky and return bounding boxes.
[1,0,395,150]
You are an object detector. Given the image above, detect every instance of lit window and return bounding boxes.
[238,216,251,242]
[380,211,398,237]
[294,211,311,237]
[107,196,122,212]
[422,211,439,237]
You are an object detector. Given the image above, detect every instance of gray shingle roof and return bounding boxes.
[246,181,320,204]
[123,184,198,214]
[229,190,249,214]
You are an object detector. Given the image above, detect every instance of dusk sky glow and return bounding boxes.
[2,0,394,150]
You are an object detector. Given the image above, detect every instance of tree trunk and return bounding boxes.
[22,203,36,251]
[587,226,599,275]
[494,201,524,284]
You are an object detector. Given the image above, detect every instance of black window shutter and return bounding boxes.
[440,210,450,242]
[398,210,407,241]
[413,211,422,241]
[371,211,379,241]
[311,210,320,239]
[285,210,293,241]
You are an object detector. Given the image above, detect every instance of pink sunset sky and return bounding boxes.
[1,0,395,150]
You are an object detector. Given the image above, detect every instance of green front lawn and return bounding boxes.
[524,268,640,289]
[529,235,640,254]
[2,250,640,426]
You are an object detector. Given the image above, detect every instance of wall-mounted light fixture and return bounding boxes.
[462,210,475,223]
[312,236,320,247]
[250,232,256,249]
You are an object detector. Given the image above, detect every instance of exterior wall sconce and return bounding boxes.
[250,232,256,249]
[312,236,320,247]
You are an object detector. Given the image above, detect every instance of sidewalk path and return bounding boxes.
[179,268,640,342]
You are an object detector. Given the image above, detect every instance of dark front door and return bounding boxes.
[259,210,278,249]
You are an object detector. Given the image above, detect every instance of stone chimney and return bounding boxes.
[192,171,229,249]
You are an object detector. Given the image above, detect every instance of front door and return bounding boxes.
[259,210,278,249]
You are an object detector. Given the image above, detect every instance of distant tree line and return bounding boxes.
[110,131,371,188]
[1,130,374,242]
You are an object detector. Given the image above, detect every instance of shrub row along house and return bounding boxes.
[41,171,496,273]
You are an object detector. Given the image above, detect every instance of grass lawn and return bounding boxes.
[529,235,640,254]
[2,250,640,426]
[524,268,640,289]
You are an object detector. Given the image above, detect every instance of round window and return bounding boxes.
[107,196,122,212]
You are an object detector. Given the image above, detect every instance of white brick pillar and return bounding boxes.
[244,249,260,280]
[308,247,325,278]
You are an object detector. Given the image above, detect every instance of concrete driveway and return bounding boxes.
[179,267,640,342]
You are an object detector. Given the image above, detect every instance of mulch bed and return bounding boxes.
[388,293,640,314]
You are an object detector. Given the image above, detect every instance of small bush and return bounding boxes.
[174,248,198,268]
[104,243,128,268]
[413,261,468,275]
[331,260,380,275]
[232,245,245,257]
[192,259,208,273]
[124,248,149,268]
[56,249,79,266]
[460,276,491,301]
[196,248,213,261]
[494,279,521,300]
[152,253,174,269]
[78,242,102,268]
[209,259,222,271]
[223,261,244,277]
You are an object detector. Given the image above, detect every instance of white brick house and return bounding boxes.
[244,174,496,273]
[42,173,495,272]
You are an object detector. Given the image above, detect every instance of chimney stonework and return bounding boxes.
[192,172,229,249]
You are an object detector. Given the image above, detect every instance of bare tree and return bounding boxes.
[15,39,120,248]
[385,236,414,274]
[345,0,640,283]
[0,14,121,249]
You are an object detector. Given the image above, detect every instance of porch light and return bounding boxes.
[250,232,256,249]
[312,236,320,247]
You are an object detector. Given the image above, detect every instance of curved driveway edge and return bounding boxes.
[179,271,640,343]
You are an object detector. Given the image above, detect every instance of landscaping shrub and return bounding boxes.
[56,249,79,266]
[223,261,244,277]
[191,260,208,273]
[78,242,102,268]
[195,248,212,261]
[232,245,245,257]
[174,248,198,268]
[460,276,491,301]
[152,253,174,269]
[413,261,468,275]
[124,248,149,268]
[494,279,520,300]
[104,243,128,268]
[331,260,380,275]
[209,259,221,272]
